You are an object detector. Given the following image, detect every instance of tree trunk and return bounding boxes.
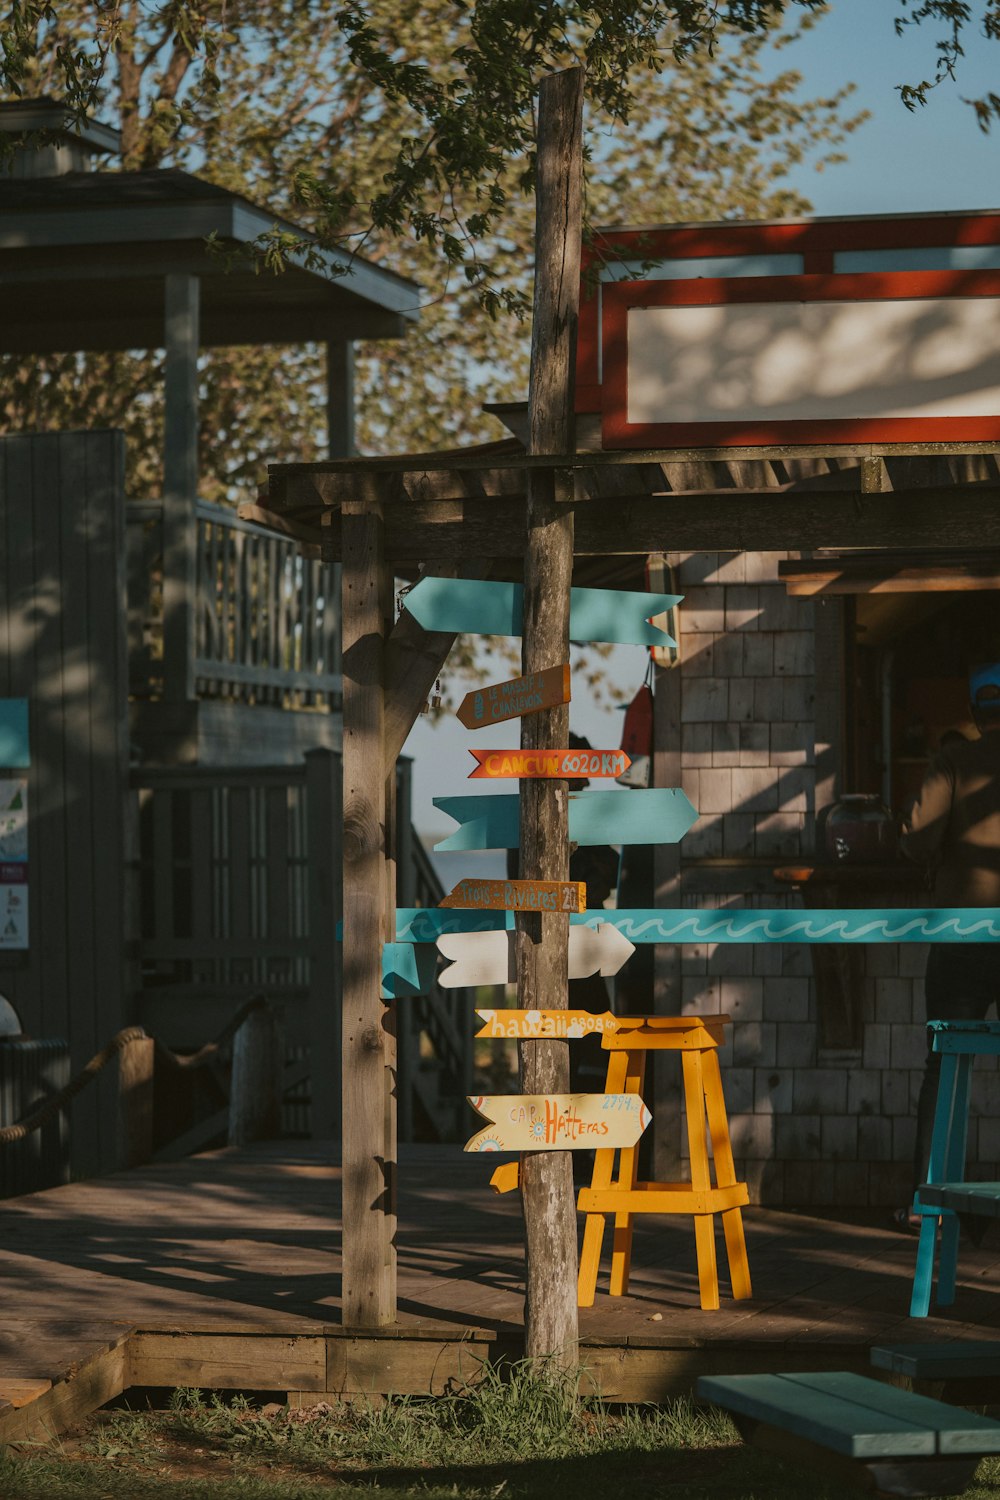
[517,65,584,1370]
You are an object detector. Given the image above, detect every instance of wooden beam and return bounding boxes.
[271,437,1000,485]
[310,485,1000,559]
[162,272,200,702]
[341,496,396,1328]
[517,65,583,1370]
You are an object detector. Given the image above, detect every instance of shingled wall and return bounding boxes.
[670,550,1000,1209]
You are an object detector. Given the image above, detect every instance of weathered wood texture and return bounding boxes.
[0,431,131,1180]
[1,1142,999,1421]
[314,483,1000,559]
[118,1035,155,1170]
[517,66,584,1368]
[228,1007,283,1147]
[341,499,396,1326]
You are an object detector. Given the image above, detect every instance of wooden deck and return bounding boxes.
[1,1140,999,1440]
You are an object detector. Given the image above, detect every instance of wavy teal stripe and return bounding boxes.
[391,907,1000,945]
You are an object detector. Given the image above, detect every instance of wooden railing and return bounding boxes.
[126,500,341,707]
[130,753,474,1142]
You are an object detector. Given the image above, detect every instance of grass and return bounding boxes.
[2,1361,1000,1499]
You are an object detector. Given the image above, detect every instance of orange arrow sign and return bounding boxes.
[456,664,570,730]
[440,878,585,913]
[465,1093,650,1152]
[468,748,631,779]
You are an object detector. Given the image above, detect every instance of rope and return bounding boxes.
[0,994,271,1145]
[0,1025,147,1145]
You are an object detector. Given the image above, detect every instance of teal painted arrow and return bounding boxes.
[433,788,699,852]
[393,907,1000,944]
[381,941,438,999]
[404,578,681,647]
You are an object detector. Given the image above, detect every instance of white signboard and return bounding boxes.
[626,297,1000,429]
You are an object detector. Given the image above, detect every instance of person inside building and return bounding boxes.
[896,663,1000,1233]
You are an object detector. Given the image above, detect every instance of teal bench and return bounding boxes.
[873,1341,1000,1382]
[697,1370,1000,1497]
[910,1020,1000,1318]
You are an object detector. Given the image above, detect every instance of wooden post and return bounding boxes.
[517,65,584,1368]
[229,1005,283,1147]
[651,650,684,1182]
[327,339,355,459]
[162,273,200,703]
[341,490,397,1326]
[117,1034,155,1169]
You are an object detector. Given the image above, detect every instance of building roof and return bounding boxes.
[0,165,421,352]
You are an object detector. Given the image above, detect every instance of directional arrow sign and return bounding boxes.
[475,1008,621,1039]
[440,877,585,914]
[465,1093,650,1153]
[381,942,437,999]
[433,788,698,851]
[457,665,570,730]
[469,748,630,779]
[405,578,681,647]
[438,923,635,987]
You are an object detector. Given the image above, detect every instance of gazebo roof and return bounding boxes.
[0,165,420,353]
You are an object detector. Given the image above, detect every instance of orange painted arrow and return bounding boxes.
[455,664,570,730]
[468,748,631,779]
[440,878,585,914]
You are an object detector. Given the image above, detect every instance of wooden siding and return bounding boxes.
[0,431,131,1178]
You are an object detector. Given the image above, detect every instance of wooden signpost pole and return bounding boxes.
[517,64,584,1368]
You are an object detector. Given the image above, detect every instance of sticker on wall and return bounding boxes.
[0,866,28,949]
[0,780,27,863]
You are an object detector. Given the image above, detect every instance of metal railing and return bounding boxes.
[126,500,341,708]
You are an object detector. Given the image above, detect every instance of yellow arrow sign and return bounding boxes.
[465,1093,650,1153]
[475,1008,621,1040]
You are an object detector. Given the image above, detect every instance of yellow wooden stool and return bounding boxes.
[577,1013,752,1312]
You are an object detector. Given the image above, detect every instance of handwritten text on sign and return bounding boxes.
[441,878,586,913]
[475,1008,620,1040]
[456,664,570,730]
[465,1093,650,1153]
[469,748,630,780]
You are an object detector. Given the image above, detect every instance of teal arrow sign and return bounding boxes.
[404,578,681,647]
[393,907,1000,944]
[433,788,699,852]
[381,941,437,999]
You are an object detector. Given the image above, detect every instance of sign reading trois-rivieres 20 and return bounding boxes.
[441,877,585,913]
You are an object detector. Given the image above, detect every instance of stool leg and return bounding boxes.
[910,1214,938,1319]
[577,1049,629,1307]
[702,1052,752,1301]
[682,1050,720,1311]
[911,1052,959,1318]
[935,1053,973,1308]
[609,1052,645,1298]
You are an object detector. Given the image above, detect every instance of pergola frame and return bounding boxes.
[258,435,1000,1327]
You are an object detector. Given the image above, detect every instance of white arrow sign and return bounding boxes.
[437,922,635,988]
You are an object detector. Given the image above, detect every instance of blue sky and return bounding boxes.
[778,0,998,217]
[402,1,999,863]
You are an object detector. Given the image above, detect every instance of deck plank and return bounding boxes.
[0,1141,997,1408]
